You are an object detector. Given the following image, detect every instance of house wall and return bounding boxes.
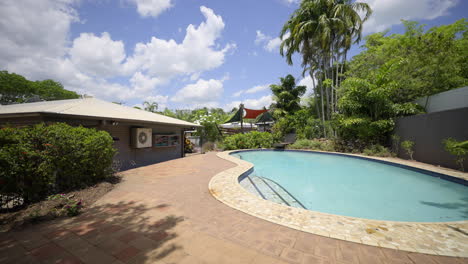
[0,115,186,171]
[101,123,184,171]
[393,107,468,170]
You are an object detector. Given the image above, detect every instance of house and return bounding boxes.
[0,97,200,170]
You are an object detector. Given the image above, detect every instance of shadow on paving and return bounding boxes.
[2,200,187,264]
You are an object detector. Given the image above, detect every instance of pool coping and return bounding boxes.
[208,149,468,257]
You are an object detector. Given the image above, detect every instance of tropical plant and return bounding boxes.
[288,139,335,152]
[335,65,423,144]
[222,132,274,150]
[270,74,306,117]
[401,140,415,160]
[443,138,468,171]
[143,101,158,113]
[280,0,372,135]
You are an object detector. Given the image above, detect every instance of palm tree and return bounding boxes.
[270,74,307,117]
[280,0,372,136]
[143,101,158,113]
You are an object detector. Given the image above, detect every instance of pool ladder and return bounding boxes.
[240,175,306,209]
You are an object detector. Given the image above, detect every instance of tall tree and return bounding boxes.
[280,0,372,135]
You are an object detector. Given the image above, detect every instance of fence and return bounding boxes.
[393,107,468,170]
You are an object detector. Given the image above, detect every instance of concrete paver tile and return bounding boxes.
[261,241,285,257]
[301,254,332,264]
[113,246,140,262]
[280,247,304,263]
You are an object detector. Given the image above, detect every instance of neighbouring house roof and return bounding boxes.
[0,98,200,128]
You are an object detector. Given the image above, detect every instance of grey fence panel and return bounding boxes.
[393,107,468,170]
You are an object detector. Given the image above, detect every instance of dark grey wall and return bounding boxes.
[393,107,468,170]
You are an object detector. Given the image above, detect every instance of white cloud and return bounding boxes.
[130,72,163,93]
[129,0,173,17]
[145,95,169,109]
[123,6,234,80]
[225,95,273,111]
[298,75,315,97]
[254,30,289,53]
[265,38,282,52]
[171,78,224,107]
[0,2,233,106]
[233,84,270,97]
[297,75,316,105]
[70,32,126,78]
[233,90,244,97]
[245,84,270,94]
[283,0,300,5]
[362,0,459,33]
[0,0,79,78]
[255,30,269,44]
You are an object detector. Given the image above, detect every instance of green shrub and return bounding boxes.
[362,144,393,157]
[443,138,468,171]
[288,139,335,152]
[222,131,274,150]
[0,123,116,207]
[401,140,415,160]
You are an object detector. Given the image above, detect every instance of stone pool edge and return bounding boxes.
[208,150,468,257]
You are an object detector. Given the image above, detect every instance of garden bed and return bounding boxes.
[0,176,119,232]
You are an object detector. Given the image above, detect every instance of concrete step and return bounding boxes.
[239,175,306,209]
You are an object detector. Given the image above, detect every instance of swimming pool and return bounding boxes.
[233,150,468,222]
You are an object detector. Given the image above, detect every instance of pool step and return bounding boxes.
[239,175,306,209]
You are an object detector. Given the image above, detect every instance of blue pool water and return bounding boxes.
[233,150,468,222]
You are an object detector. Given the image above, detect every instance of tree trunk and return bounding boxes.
[311,72,320,120]
[320,79,326,137]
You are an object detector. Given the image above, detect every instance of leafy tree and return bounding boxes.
[158,107,230,143]
[0,71,79,104]
[270,74,306,117]
[32,79,79,101]
[0,71,34,104]
[335,70,423,144]
[347,19,468,103]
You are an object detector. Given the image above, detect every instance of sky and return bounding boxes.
[0,0,466,111]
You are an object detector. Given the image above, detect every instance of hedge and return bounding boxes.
[222,131,274,150]
[0,123,116,207]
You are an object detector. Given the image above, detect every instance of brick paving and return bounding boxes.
[0,152,466,264]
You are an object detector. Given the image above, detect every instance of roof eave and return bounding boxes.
[0,112,201,128]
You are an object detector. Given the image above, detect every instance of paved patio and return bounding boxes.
[1,152,467,264]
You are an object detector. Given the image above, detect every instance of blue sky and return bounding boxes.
[1,0,466,111]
